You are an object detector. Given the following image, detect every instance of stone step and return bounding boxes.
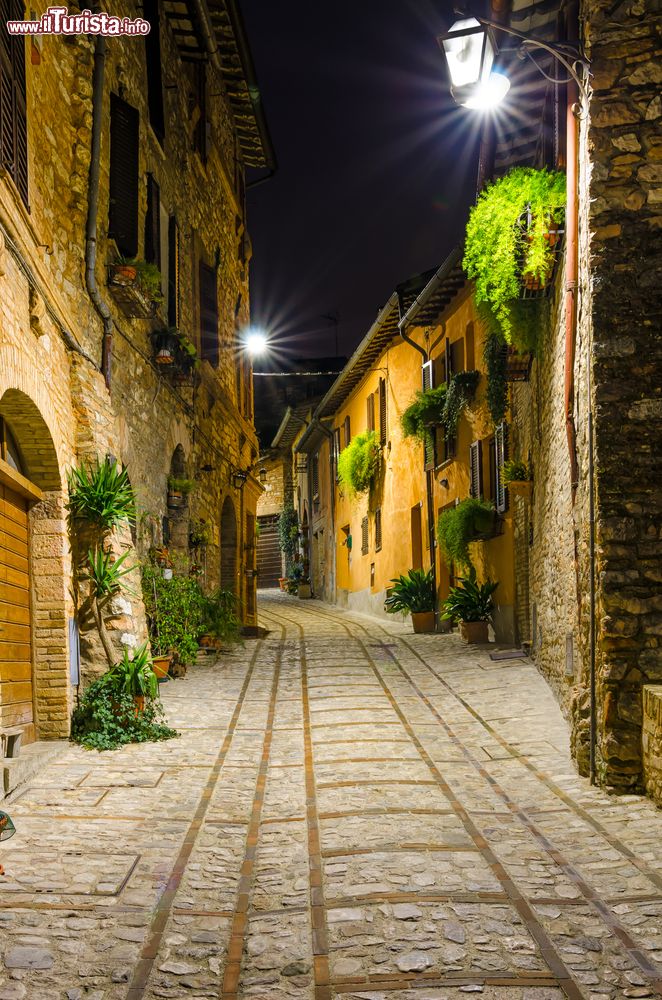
[2,740,69,800]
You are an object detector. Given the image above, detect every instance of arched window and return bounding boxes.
[0,417,26,474]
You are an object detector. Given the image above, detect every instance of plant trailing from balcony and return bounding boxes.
[436,498,496,571]
[443,371,480,435]
[401,385,447,441]
[463,166,566,348]
[483,333,508,427]
[401,372,479,442]
[337,430,380,497]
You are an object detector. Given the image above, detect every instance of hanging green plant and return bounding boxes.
[436,498,496,571]
[277,505,299,575]
[443,371,480,435]
[401,372,479,442]
[401,385,447,440]
[463,167,566,346]
[337,431,380,496]
[483,333,508,427]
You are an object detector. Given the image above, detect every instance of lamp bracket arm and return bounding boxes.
[476,16,591,115]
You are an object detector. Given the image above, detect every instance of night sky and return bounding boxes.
[242,0,484,361]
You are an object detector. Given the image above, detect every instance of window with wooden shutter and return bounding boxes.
[109,94,139,258]
[193,63,207,162]
[199,261,218,366]
[167,216,179,328]
[144,174,161,268]
[344,415,351,448]
[144,0,165,145]
[424,431,436,471]
[451,338,464,374]
[312,454,319,500]
[433,354,445,387]
[333,427,341,480]
[494,421,509,514]
[0,0,28,207]
[361,516,369,555]
[469,441,483,499]
[444,338,452,384]
[378,377,387,445]
[375,508,382,551]
[366,393,375,432]
[422,360,434,391]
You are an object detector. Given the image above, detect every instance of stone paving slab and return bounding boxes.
[1,593,662,1000]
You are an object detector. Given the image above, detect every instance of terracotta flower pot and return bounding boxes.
[109,263,137,285]
[506,480,533,499]
[152,654,171,680]
[460,620,489,644]
[278,577,288,592]
[411,611,435,634]
[133,695,145,715]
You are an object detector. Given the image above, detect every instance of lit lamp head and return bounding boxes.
[439,17,510,110]
[244,328,269,357]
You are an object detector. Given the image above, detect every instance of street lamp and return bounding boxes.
[438,17,510,109]
[244,327,269,357]
[438,16,590,116]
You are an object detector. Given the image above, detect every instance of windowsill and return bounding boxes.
[435,458,455,472]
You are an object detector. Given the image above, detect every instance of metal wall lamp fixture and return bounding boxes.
[438,16,591,117]
[232,469,248,490]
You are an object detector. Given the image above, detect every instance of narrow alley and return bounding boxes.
[1,593,662,999]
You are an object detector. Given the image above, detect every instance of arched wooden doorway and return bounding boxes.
[220,496,237,595]
[0,390,63,743]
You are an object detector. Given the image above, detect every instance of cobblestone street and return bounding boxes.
[2,592,662,1000]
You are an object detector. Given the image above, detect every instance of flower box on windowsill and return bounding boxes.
[505,346,532,382]
[107,264,154,319]
[469,508,502,541]
[506,480,533,500]
[518,219,564,301]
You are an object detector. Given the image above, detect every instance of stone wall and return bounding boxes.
[642,686,662,807]
[0,0,264,738]
[579,0,662,790]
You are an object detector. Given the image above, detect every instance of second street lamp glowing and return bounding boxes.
[245,330,269,356]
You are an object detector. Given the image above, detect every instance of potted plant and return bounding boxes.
[441,572,498,644]
[108,257,138,285]
[502,458,533,498]
[109,644,158,713]
[167,476,196,508]
[201,589,240,649]
[337,431,381,497]
[401,372,480,444]
[189,519,212,549]
[278,576,288,592]
[384,567,435,633]
[436,498,498,572]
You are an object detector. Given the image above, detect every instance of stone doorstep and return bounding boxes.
[2,740,69,799]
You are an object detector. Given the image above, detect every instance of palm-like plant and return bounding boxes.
[109,644,158,700]
[82,548,136,600]
[67,457,135,531]
[441,572,498,623]
[384,568,435,615]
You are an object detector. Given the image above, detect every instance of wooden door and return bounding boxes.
[0,482,33,739]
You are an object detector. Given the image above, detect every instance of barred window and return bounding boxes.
[361,516,369,555]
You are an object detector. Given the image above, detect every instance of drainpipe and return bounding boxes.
[85,33,114,391]
[398,319,438,627]
[564,78,579,498]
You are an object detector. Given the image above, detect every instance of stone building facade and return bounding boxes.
[0,0,273,743]
[482,0,661,790]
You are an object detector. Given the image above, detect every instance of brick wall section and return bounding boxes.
[642,686,662,807]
